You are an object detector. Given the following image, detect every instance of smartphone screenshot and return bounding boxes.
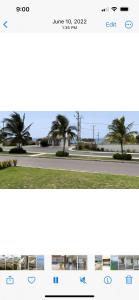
[0,0,139,299]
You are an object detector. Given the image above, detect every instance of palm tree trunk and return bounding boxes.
[63,136,66,152]
[17,142,21,150]
[121,142,124,154]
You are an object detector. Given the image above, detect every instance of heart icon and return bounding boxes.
[28,276,36,284]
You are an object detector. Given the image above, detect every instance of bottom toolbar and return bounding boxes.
[0,255,139,299]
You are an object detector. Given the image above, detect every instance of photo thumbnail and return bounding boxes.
[95,255,139,271]
[0,255,44,271]
[52,255,87,270]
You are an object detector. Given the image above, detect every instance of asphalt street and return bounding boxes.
[3,145,139,158]
[1,155,139,176]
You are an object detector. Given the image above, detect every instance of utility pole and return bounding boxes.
[93,124,96,142]
[74,111,82,148]
[79,116,82,141]
[97,131,100,144]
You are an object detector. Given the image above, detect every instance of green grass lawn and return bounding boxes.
[0,167,139,188]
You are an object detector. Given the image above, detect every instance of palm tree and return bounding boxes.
[49,114,77,152]
[0,130,2,145]
[0,129,7,144]
[0,129,3,143]
[106,116,137,154]
[4,112,32,150]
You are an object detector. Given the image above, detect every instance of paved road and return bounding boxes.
[1,155,139,176]
[3,145,139,159]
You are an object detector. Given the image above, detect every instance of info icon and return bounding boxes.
[104,276,112,285]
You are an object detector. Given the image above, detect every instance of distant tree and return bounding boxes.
[49,114,77,152]
[0,128,7,144]
[136,135,139,144]
[0,129,3,143]
[4,112,32,150]
[106,116,137,154]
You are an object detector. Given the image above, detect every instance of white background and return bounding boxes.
[0,33,139,254]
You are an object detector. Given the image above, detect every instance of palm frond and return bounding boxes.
[3,112,32,148]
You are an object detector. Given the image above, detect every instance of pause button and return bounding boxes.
[53,277,59,284]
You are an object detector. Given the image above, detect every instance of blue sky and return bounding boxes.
[0,111,139,139]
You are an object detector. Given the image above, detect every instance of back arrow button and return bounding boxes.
[3,21,8,28]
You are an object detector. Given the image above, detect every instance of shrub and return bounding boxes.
[76,142,97,151]
[96,147,104,152]
[9,148,27,154]
[13,159,17,167]
[113,153,132,160]
[0,160,17,170]
[77,142,83,150]
[123,153,132,160]
[7,160,12,167]
[0,147,3,152]
[40,138,49,147]
[113,153,121,160]
[56,151,69,157]
[28,141,36,145]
